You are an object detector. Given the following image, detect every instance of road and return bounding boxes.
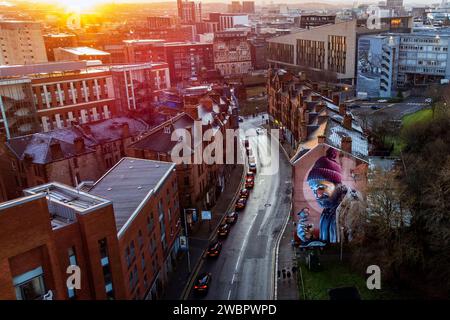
[189,115,292,300]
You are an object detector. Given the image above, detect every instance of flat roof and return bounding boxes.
[58,47,111,56]
[89,158,175,236]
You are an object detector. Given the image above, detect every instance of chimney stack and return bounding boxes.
[50,141,63,160]
[343,113,353,130]
[74,137,85,153]
[341,136,352,154]
[332,94,340,106]
[318,135,326,144]
[339,103,347,116]
[121,122,130,138]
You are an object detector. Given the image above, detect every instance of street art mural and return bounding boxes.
[293,145,367,246]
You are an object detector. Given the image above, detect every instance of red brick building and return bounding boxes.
[0,157,180,300]
[0,182,126,300]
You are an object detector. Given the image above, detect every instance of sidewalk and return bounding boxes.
[163,164,245,299]
[276,214,299,300]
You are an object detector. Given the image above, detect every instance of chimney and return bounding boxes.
[50,141,63,160]
[300,120,308,141]
[339,103,347,116]
[332,94,340,106]
[74,137,85,153]
[315,102,325,113]
[121,122,130,138]
[343,113,353,130]
[318,135,326,144]
[341,136,352,153]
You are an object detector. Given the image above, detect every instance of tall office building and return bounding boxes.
[177,0,202,24]
[0,21,48,65]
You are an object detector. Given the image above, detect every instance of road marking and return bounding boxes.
[227,289,232,300]
[231,273,236,284]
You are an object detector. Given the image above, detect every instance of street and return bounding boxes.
[189,115,292,300]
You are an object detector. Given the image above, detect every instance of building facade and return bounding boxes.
[0,21,47,65]
[357,30,450,98]
[0,182,127,300]
[214,30,253,76]
[43,34,78,62]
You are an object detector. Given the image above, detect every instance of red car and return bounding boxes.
[235,197,247,211]
[240,188,250,199]
[246,171,255,180]
[245,177,254,189]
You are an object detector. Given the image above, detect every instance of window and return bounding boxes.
[13,267,46,300]
[98,238,115,299]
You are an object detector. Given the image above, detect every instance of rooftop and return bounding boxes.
[89,158,175,236]
[57,47,111,56]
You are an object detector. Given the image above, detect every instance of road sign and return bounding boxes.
[201,211,212,220]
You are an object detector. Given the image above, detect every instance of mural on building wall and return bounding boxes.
[294,146,367,246]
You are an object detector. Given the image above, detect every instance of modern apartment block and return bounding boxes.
[177,0,202,24]
[268,17,413,84]
[0,182,126,300]
[0,157,181,300]
[214,29,252,76]
[0,20,47,65]
[0,61,170,137]
[205,13,249,32]
[357,29,450,98]
[89,158,181,300]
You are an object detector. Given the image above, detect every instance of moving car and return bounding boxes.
[235,197,247,211]
[193,273,212,294]
[225,211,238,224]
[206,240,222,258]
[217,223,230,238]
[240,188,250,199]
[245,177,254,189]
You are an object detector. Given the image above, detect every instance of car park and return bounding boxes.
[225,212,238,224]
[206,241,222,258]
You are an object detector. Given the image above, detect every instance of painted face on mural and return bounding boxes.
[307,148,342,209]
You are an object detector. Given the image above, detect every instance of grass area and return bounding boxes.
[298,260,405,300]
[402,108,433,127]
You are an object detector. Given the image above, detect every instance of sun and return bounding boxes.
[58,0,106,13]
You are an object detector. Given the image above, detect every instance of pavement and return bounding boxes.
[163,164,245,300]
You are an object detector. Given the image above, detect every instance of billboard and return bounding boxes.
[293,145,367,246]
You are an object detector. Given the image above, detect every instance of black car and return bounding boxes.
[193,272,212,294]
[207,241,222,258]
[225,211,238,225]
[217,223,230,238]
[371,105,382,110]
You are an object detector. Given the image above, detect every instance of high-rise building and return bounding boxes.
[0,20,47,65]
[242,1,255,14]
[177,0,202,24]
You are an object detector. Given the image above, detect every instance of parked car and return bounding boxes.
[246,146,252,156]
[217,223,230,238]
[249,156,257,172]
[206,241,222,258]
[238,116,244,122]
[193,273,212,294]
[371,105,382,110]
[235,197,247,211]
[225,211,238,224]
[240,188,250,199]
[245,177,255,189]
[348,104,361,109]
[246,171,255,180]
